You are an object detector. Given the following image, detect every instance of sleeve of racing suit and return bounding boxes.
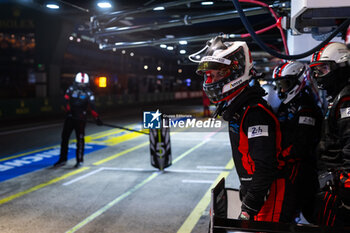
[87,90,99,119]
[289,107,322,161]
[337,97,350,167]
[241,107,278,215]
[64,86,72,113]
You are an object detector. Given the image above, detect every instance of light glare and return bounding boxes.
[46,4,59,9]
[97,2,112,8]
[153,6,165,11]
[201,1,214,5]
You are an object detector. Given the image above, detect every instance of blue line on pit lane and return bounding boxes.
[0,143,106,183]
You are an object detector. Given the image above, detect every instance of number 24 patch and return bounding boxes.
[247,125,268,138]
[340,107,350,119]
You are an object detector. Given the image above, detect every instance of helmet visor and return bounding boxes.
[275,75,298,93]
[196,46,244,75]
[203,68,232,84]
[310,61,335,78]
[197,60,230,76]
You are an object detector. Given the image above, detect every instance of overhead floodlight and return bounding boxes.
[179,50,186,54]
[179,40,187,45]
[160,44,167,48]
[167,46,174,51]
[201,1,214,5]
[144,65,148,70]
[153,6,165,11]
[46,4,59,9]
[97,1,112,9]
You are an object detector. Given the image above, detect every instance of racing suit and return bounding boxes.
[58,83,100,165]
[315,84,350,227]
[276,88,323,223]
[222,85,297,223]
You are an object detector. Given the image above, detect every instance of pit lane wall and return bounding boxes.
[0,91,202,121]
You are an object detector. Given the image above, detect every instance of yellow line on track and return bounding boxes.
[65,172,159,233]
[98,131,146,146]
[93,141,149,165]
[0,124,141,162]
[0,167,90,206]
[65,131,214,233]
[0,125,147,205]
[177,159,234,233]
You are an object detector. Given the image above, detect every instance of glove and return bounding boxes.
[238,211,250,220]
[95,117,103,126]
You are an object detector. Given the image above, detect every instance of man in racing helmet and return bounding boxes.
[54,72,103,168]
[310,42,350,227]
[196,36,297,222]
[273,61,323,223]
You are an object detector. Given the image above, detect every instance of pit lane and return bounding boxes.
[0,105,240,233]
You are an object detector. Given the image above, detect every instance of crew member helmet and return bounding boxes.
[196,37,253,103]
[310,42,349,90]
[273,61,308,104]
[75,72,89,86]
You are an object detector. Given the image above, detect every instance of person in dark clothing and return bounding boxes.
[196,36,297,222]
[310,42,350,227]
[54,72,103,168]
[273,61,323,223]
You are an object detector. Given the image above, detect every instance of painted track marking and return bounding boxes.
[176,159,234,233]
[65,129,223,233]
[0,167,89,205]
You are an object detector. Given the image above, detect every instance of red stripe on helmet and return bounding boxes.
[316,42,334,61]
[309,62,324,67]
[278,62,289,77]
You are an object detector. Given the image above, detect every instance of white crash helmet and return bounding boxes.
[75,72,89,85]
[310,42,350,90]
[273,61,308,104]
[196,36,253,103]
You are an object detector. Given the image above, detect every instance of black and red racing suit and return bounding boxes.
[59,83,99,164]
[277,88,323,223]
[222,85,297,222]
[315,84,350,227]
